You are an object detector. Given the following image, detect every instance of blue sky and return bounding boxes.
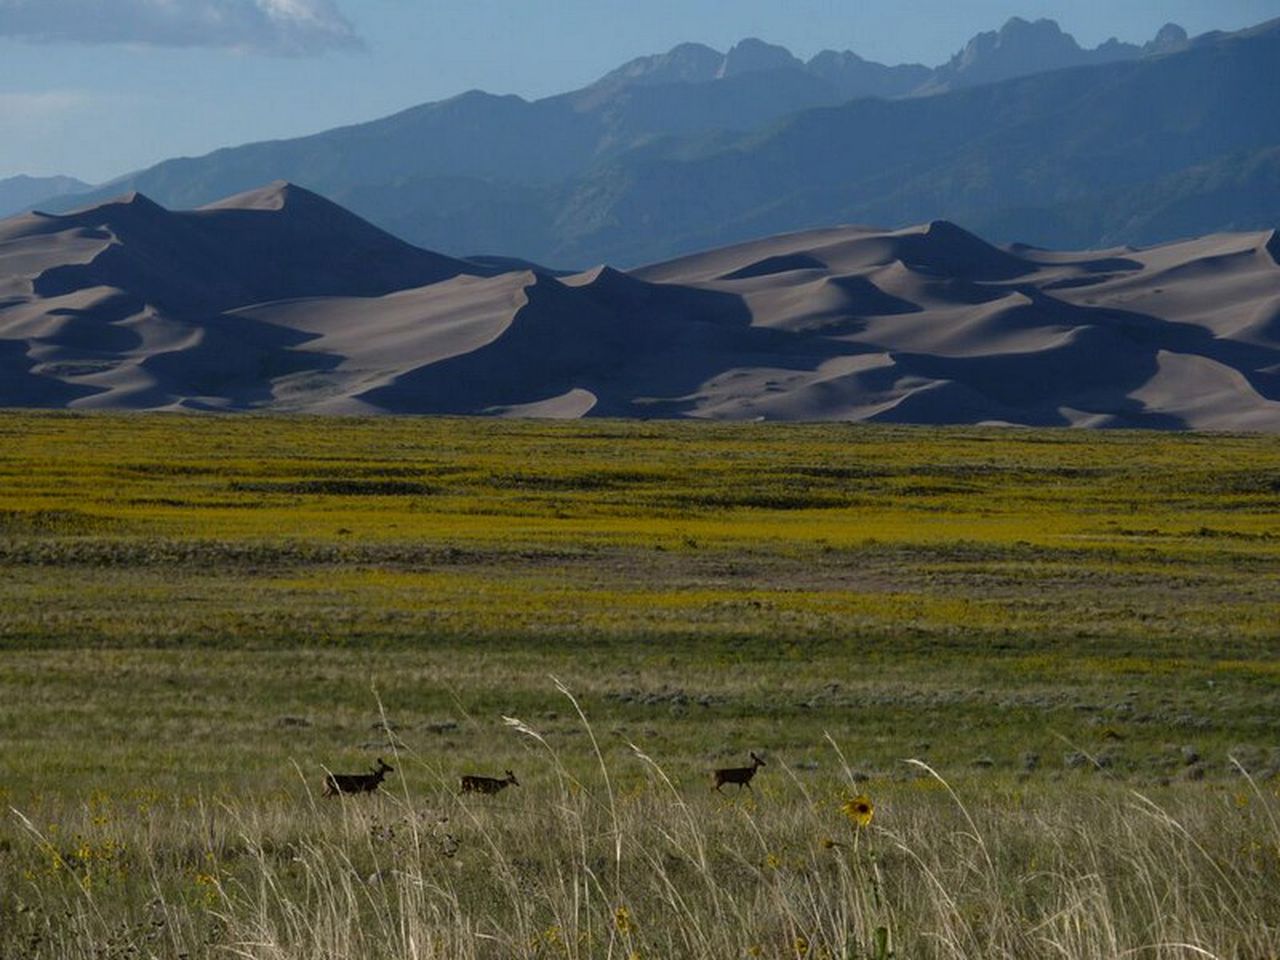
[2,0,1279,183]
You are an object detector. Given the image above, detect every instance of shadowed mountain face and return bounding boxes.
[1,187,1278,430]
[30,16,1263,268]
[550,20,1280,267]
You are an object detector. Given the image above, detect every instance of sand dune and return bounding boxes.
[0,186,1277,430]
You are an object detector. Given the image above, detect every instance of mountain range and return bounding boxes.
[587,16,1188,101]
[27,16,1280,268]
[3,183,1277,429]
[0,175,91,220]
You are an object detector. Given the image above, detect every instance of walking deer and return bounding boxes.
[713,752,765,792]
[460,770,519,795]
[323,757,394,797]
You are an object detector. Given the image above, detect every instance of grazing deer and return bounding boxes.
[713,752,765,792]
[323,757,394,797]
[460,770,519,795]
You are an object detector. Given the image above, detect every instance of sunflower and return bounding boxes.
[841,793,874,828]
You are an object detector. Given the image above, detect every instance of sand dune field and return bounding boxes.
[1,183,1277,428]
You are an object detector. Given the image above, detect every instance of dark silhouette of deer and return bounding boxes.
[713,752,765,792]
[460,770,519,795]
[323,758,394,797]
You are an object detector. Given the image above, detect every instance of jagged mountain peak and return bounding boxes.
[807,48,870,68]
[997,16,1071,38]
[1146,23,1190,54]
[915,15,1173,94]
[952,17,1081,71]
[718,38,803,78]
[593,37,807,90]
[592,42,725,90]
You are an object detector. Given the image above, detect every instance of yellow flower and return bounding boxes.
[194,872,220,906]
[615,905,637,935]
[794,933,810,956]
[841,794,874,828]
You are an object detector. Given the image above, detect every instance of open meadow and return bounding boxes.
[1,412,1279,959]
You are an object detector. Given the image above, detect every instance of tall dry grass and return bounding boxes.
[5,691,1279,960]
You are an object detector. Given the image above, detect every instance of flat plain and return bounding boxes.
[1,412,1279,959]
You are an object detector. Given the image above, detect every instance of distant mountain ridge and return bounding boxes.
[2,185,1278,429]
[545,19,1280,265]
[589,18,1188,99]
[916,17,1187,93]
[26,17,1279,268]
[0,174,91,219]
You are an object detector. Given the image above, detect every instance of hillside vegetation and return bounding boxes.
[2,413,1278,958]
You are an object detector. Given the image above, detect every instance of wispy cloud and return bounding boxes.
[0,0,362,55]
[0,90,94,121]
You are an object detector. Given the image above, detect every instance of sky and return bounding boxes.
[2,0,1279,183]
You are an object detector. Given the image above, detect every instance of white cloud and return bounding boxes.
[0,0,362,55]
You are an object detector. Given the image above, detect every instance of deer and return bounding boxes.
[460,770,519,795]
[323,757,394,797]
[713,752,765,793]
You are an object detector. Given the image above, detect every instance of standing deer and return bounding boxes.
[460,770,519,795]
[713,752,765,792]
[323,758,394,797]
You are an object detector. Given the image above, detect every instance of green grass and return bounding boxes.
[1,411,1279,958]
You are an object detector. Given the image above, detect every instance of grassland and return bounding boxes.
[1,411,1278,959]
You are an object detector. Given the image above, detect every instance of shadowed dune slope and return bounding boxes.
[5,182,483,313]
[0,188,1277,429]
